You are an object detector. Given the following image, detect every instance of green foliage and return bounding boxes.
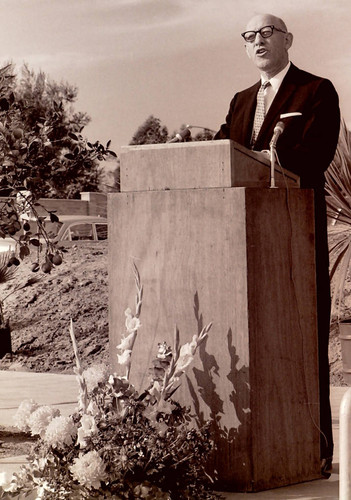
[129,115,169,145]
[129,117,215,146]
[0,62,116,268]
[0,63,116,200]
[193,128,215,141]
[325,118,351,319]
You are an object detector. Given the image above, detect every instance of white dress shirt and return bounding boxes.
[262,61,291,113]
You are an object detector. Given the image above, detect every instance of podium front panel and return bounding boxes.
[108,187,320,491]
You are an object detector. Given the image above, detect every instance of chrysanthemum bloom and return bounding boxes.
[29,406,60,437]
[0,471,17,493]
[82,364,109,392]
[13,399,40,432]
[69,450,107,489]
[44,416,77,449]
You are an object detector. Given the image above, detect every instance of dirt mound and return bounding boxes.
[0,241,346,385]
[0,242,109,374]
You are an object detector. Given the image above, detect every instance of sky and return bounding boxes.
[1,0,351,158]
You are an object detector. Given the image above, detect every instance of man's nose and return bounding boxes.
[254,32,265,44]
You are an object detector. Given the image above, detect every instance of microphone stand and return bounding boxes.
[269,143,278,189]
[269,121,285,189]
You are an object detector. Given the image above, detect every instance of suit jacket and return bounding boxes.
[215,63,340,189]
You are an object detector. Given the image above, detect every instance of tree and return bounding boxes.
[0,63,116,267]
[193,128,215,141]
[129,115,169,145]
[0,63,116,200]
[130,117,216,146]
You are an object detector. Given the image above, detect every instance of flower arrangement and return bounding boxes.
[1,265,218,499]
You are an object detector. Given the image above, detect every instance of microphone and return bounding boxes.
[168,128,191,143]
[269,121,285,148]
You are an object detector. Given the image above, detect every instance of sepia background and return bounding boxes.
[1,0,350,155]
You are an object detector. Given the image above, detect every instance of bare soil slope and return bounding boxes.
[0,242,109,374]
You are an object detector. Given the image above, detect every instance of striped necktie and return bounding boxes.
[251,81,271,148]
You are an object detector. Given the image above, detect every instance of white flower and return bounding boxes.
[157,342,172,359]
[33,457,48,470]
[174,337,197,376]
[28,406,60,437]
[44,415,77,449]
[125,315,141,333]
[77,414,98,448]
[86,399,99,416]
[70,450,106,489]
[0,471,17,492]
[82,364,109,392]
[117,331,135,351]
[13,399,40,432]
[81,414,98,433]
[117,349,132,366]
[148,380,162,397]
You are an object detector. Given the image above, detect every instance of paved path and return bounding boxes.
[0,371,78,478]
[0,371,349,499]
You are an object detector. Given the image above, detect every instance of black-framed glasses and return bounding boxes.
[241,25,286,43]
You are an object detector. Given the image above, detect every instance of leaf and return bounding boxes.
[50,212,59,223]
[107,150,117,158]
[0,97,9,111]
[29,238,40,247]
[64,153,75,160]
[68,132,79,141]
[19,245,30,260]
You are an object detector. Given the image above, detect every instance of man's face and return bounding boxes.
[244,14,292,78]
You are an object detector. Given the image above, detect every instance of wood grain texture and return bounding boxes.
[245,188,320,490]
[120,140,299,192]
[108,186,320,491]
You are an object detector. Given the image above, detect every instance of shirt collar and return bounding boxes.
[261,61,291,92]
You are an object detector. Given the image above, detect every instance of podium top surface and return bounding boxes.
[120,140,300,192]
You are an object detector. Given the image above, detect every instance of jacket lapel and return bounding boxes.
[243,81,261,146]
[255,64,299,148]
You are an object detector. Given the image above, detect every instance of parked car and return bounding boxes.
[43,215,108,246]
[0,215,108,252]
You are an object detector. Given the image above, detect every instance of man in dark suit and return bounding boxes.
[215,13,340,475]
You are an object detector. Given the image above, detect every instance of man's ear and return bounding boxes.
[285,32,293,50]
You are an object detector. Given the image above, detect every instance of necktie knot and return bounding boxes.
[251,81,271,148]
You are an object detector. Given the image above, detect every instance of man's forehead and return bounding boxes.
[245,14,279,31]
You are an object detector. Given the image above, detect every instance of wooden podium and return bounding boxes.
[108,140,321,492]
